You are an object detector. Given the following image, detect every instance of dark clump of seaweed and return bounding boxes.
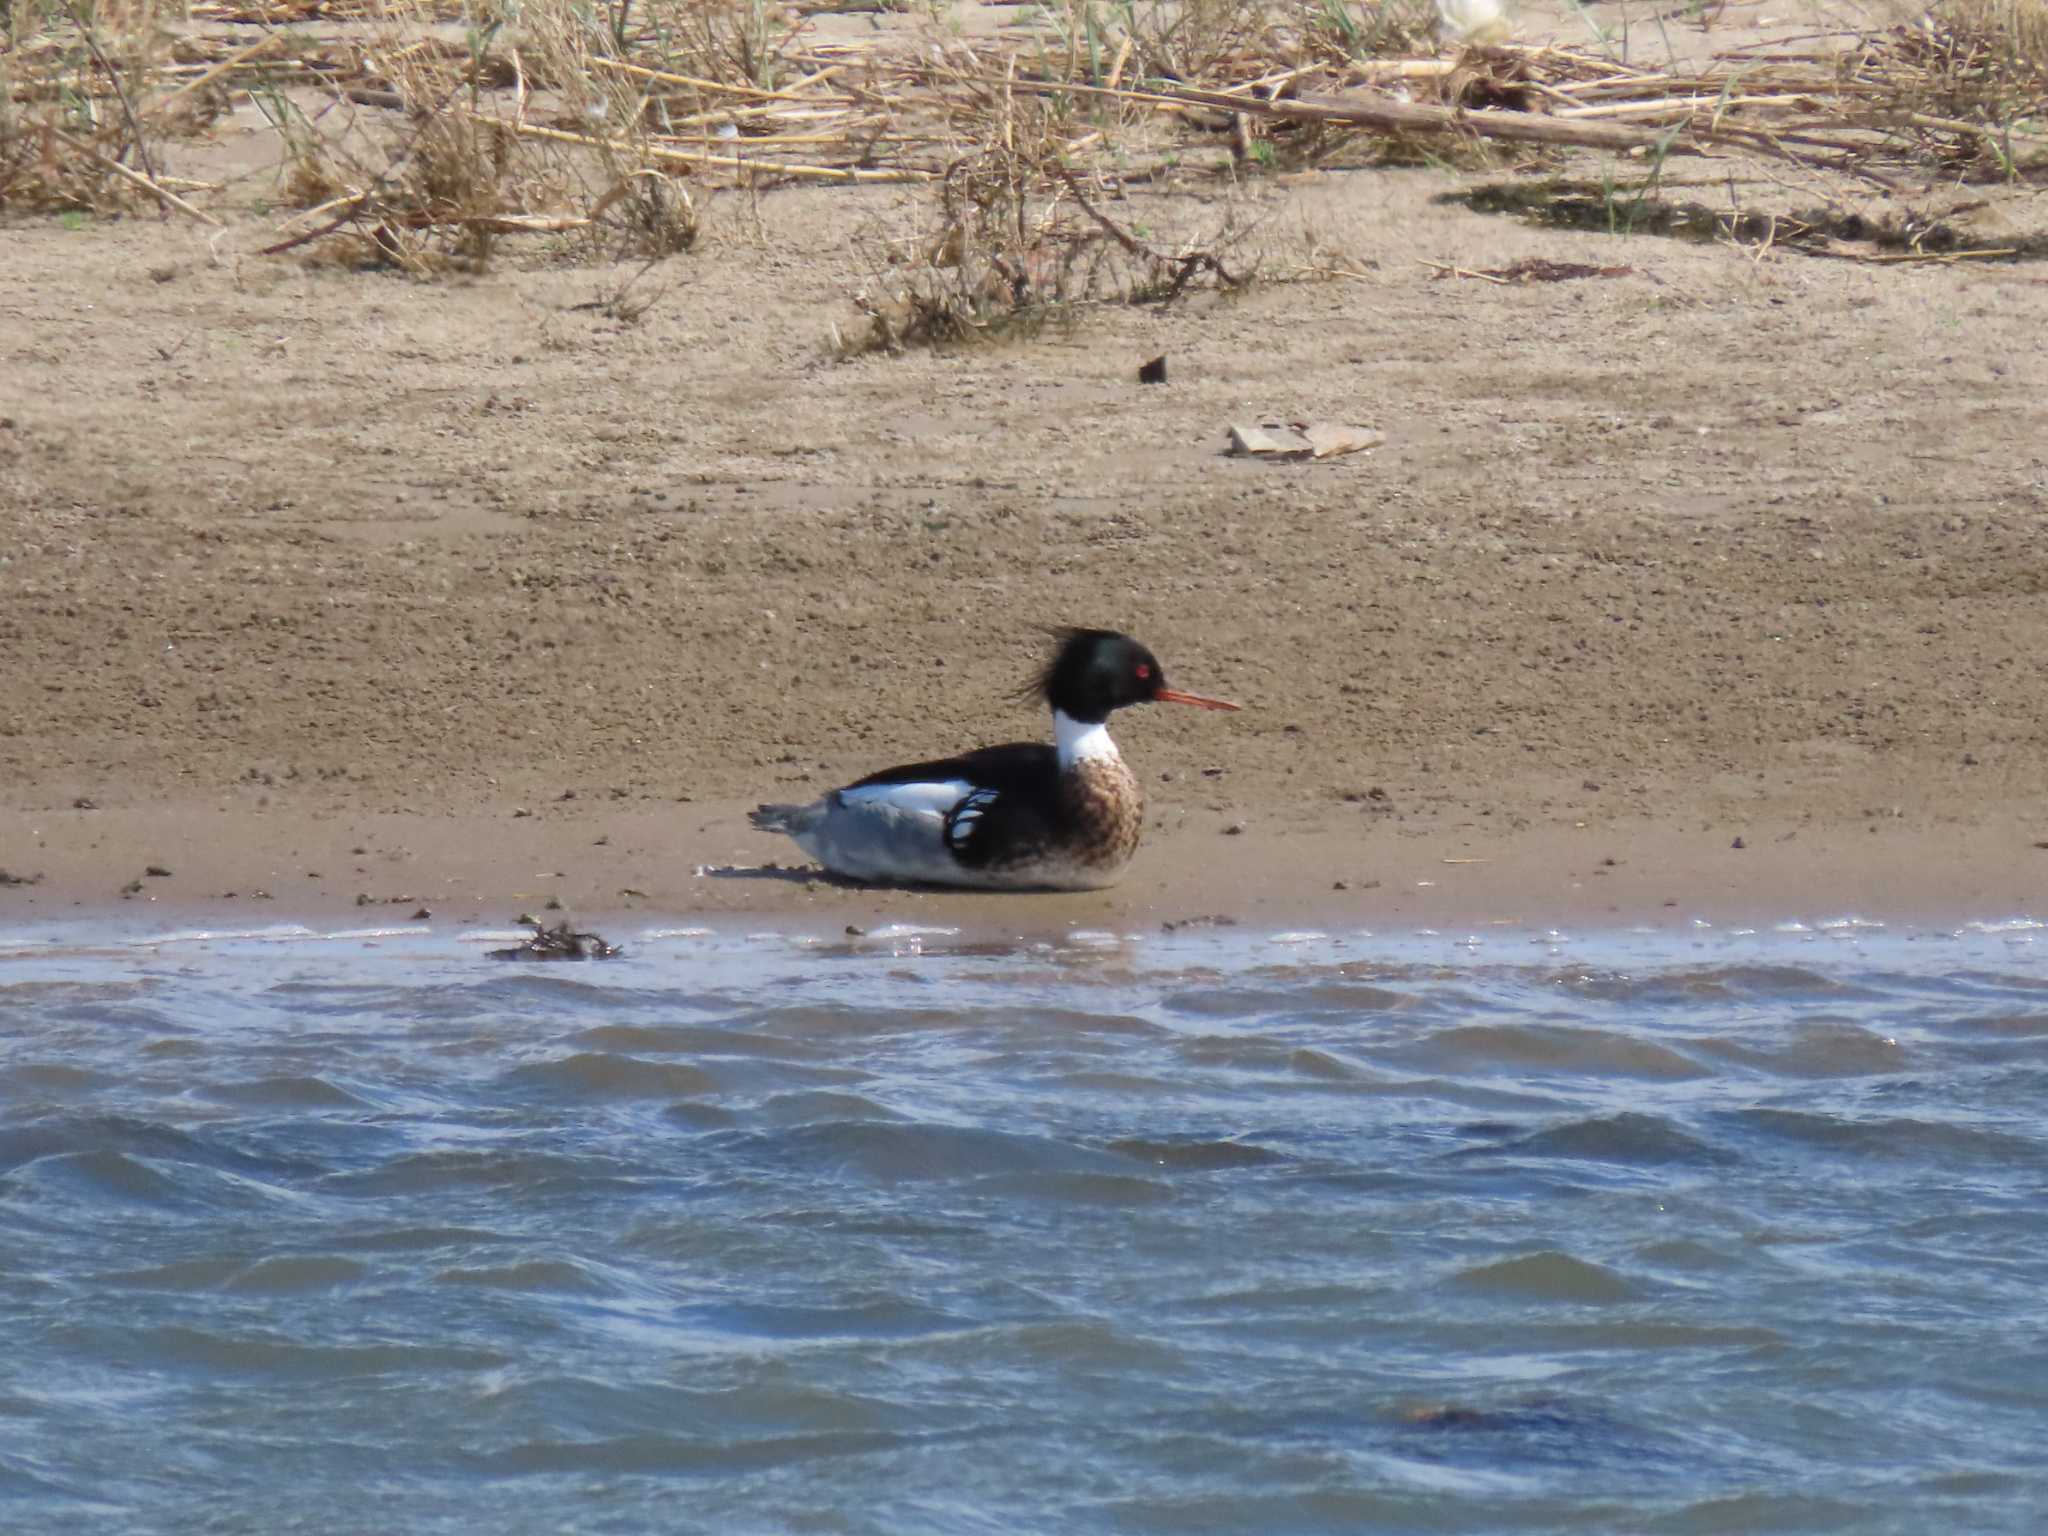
[1443,180,1731,242]
[1444,179,2048,261]
[488,920,623,961]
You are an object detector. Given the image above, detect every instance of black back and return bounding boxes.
[844,743,1061,869]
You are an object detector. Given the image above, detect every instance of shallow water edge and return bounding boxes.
[5,801,2045,938]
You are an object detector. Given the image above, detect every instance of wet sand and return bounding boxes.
[2,798,2041,934]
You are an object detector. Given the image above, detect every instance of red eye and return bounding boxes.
[1135,663,1152,680]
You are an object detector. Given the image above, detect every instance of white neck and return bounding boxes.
[1054,709,1120,770]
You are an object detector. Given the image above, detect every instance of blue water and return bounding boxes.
[2,916,2045,1534]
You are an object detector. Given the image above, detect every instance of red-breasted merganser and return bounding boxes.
[748,629,1240,890]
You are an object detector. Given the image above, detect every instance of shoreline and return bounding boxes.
[4,799,2041,939]
[6,128,2046,935]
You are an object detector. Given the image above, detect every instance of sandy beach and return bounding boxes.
[4,43,2047,931]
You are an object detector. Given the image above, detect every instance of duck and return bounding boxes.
[748,629,1239,889]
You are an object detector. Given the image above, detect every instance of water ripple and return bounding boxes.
[0,923,2043,1533]
[1399,1025,1712,1080]
[1450,1252,1643,1304]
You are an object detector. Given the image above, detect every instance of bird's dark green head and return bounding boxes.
[1033,629,1240,724]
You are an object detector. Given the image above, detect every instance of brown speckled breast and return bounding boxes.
[1058,755,1145,872]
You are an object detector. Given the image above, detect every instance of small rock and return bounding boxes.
[845,924,866,936]
[512,808,533,819]
[145,865,172,878]
[544,896,564,912]
[72,797,97,810]
[1332,879,1350,891]
[1223,822,1246,836]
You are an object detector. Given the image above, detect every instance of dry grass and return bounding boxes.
[842,87,1262,353]
[1939,0,2048,59]
[1019,0,1445,86]
[1852,0,2048,176]
[256,4,711,271]
[2,0,2044,298]
[0,0,228,216]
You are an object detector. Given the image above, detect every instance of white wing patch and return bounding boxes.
[944,787,1001,852]
[836,779,974,818]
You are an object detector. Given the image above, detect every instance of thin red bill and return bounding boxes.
[1156,688,1241,712]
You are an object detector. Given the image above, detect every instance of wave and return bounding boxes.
[1449,1251,1641,1304]
[1488,1112,1733,1167]
[7,922,2048,1534]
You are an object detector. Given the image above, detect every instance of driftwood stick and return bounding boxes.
[159,30,284,109]
[391,212,595,233]
[1054,74,1919,187]
[257,196,370,256]
[587,57,845,103]
[1818,246,2018,264]
[1000,72,1912,177]
[484,114,935,182]
[1003,74,1705,157]
[52,129,222,224]
[62,0,162,195]
[1278,88,1695,154]
[1419,258,1509,283]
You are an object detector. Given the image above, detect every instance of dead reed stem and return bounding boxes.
[5,0,2044,263]
[482,114,936,183]
[51,128,223,223]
